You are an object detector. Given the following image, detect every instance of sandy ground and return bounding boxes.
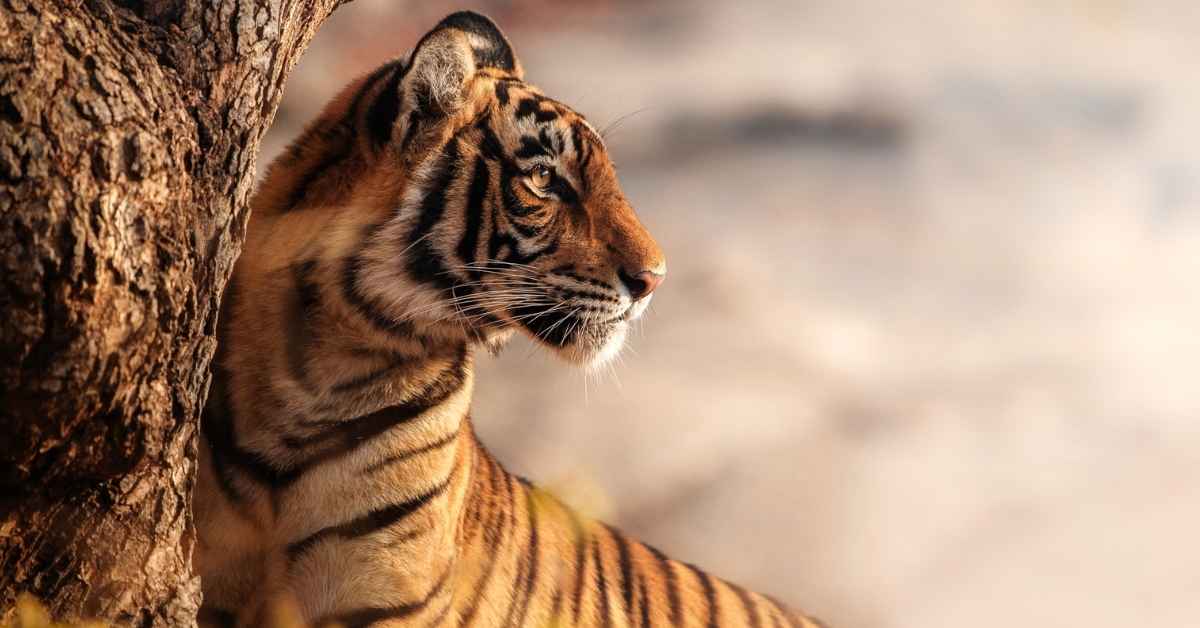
[262,2,1200,626]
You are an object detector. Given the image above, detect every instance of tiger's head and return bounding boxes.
[256,12,664,368]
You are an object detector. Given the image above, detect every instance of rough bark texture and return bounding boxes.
[0,0,343,624]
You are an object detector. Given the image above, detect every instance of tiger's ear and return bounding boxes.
[405,11,521,116]
[360,12,520,155]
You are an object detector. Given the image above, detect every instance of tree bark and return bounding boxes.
[0,0,343,624]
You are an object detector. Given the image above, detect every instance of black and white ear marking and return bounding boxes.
[434,11,520,75]
[359,12,521,154]
[406,11,521,117]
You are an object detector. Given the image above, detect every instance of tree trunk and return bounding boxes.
[0,0,343,624]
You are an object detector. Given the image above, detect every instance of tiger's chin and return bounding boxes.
[504,295,651,369]
[508,309,629,369]
[555,320,628,370]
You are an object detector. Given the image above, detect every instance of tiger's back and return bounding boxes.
[195,11,826,628]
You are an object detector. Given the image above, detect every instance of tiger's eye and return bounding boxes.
[530,165,552,189]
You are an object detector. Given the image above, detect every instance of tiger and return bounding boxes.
[195,11,826,628]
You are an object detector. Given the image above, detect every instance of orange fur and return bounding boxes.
[196,11,824,628]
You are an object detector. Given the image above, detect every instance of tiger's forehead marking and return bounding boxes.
[491,78,605,148]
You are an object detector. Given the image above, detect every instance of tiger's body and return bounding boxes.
[196,12,824,628]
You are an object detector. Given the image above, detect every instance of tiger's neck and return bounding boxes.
[204,241,503,613]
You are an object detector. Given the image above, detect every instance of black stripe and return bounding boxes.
[499,490,529,628]
[365,63,406,149]
[478,118,506,160]
[462,469,520,626]
[282,143,350,212]
[457,155,489,269]
[549,175,580,206]
[201,368,244,502]
[555,286,620,304]
[201,386,293,490]
[515,135,549,160]
[607,525,637,625]
[399,110,422,152]
[503,466,519,540]
[456,455,509,627]
[382,526,429,549]
[552,268,613,291]
[297,352,462,426]
[488,233,512,264]
[507,488,541,628]
[359,428,460,475]
[530,229,561,261]
[271,349,466,493]
[283,401,426,460]
[315,565,452,628]
[284,260,320,392]
[405,141,462,290]
[412,139,462,235]
[287,475,451,560]
[491,460,515,546]
[593,536,612,627]
[509,214,545,239]
[569,511,589,625]
[202,328,301,495]
[638,578,651,628]
[347,62,402,131]
[499,161,538,217]
[549,587,564,625]
[575,121,595,191]
[685,563,720,628]
[766,596,803,628]
[733,584,763,628]
[514,98,541,120]
[570,123,590,193]
[489,226,554,266]
[646,543,682,626]
[328,353,412,393]
[539,127,560,155]
[284,348,467,454]
[340,230,422,340]
[422,595,455,628]
[488,163,562,266]
[770,611,786,628]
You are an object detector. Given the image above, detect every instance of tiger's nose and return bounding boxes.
[618,268,665,300]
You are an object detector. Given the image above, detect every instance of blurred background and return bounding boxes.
[260,2,1200,626]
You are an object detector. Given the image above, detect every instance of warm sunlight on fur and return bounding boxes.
[195,11,819,628]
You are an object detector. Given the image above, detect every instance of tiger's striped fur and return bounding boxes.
[196,11,825,628]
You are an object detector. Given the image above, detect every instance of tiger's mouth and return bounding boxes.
[443,266,648,368]
[507,300,632,367]
[496,285,648,369]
